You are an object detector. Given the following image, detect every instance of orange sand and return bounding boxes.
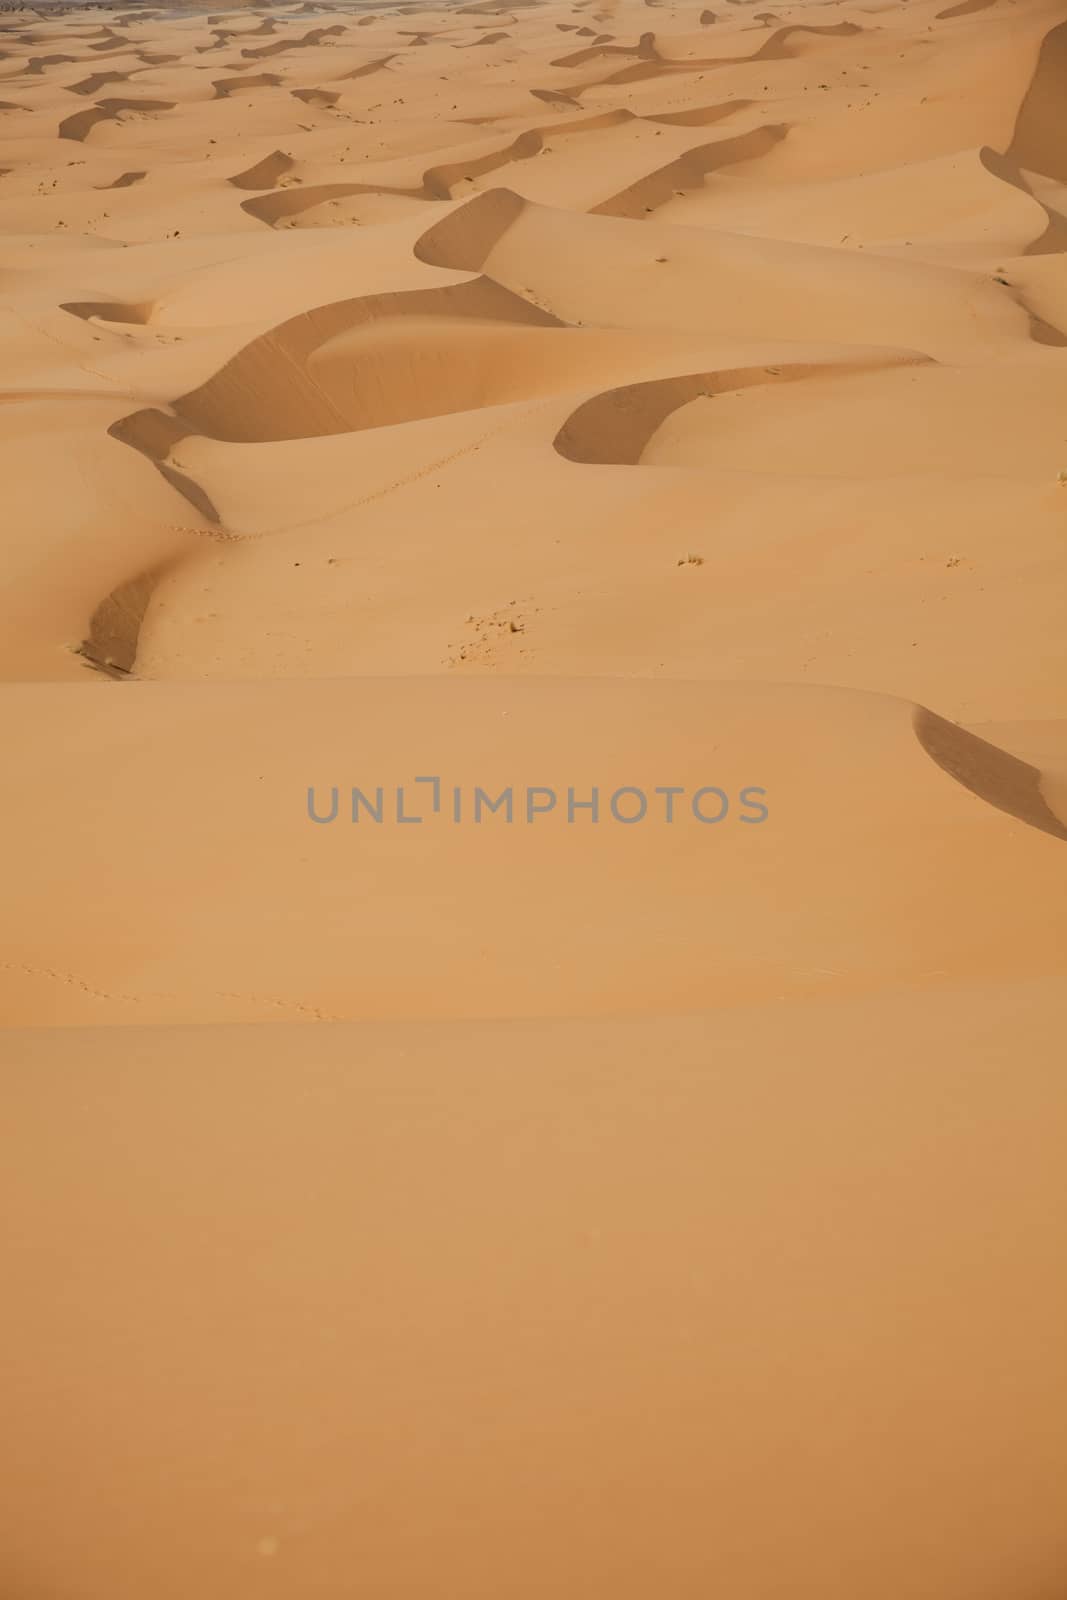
[1,0,1066,1592]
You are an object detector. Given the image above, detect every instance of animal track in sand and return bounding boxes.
[446,600,538,668]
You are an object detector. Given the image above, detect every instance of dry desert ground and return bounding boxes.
[1,0,1066,1593]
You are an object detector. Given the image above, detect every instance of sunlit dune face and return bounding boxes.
[1,0,1066,1594]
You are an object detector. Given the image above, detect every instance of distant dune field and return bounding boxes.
[1,0,1066,1593]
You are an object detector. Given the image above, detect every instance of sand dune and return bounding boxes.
[552,349,924,463]
[640,363,1067,473]
[2,0,1066,1593]
[4,978,1067,1599]
[413,188,1029,354]
[57,93,175,139]
[590,121,788,215]
[2,675,1065,1026]
[113,275,569,448]
[1008,15,1067,181]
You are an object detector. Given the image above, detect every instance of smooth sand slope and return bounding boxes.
[1,0,1066,1594]
[4,983,1067,1600]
